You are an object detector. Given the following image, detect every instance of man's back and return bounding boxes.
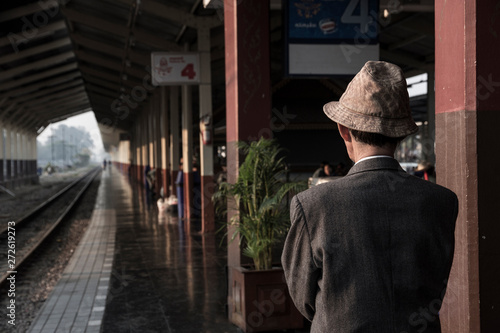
[282,158,458,332]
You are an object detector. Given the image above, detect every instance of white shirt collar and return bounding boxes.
[355,155,393,165]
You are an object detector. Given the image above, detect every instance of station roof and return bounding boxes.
[0,0,434,149]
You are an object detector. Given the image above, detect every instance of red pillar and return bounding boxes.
[6,159,11,186]
[224,0,271,317]
[183,171,193,220]
[160,86,170,198]
[201,175,215,233]
[436,1,500,331]
[181,83,194,222]
[162,169,168,197]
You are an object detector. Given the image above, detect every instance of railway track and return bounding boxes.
[0,167,101,286]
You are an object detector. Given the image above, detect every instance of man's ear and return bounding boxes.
[337,123,352,142]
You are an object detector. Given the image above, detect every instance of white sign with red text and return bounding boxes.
[151,52,200,85]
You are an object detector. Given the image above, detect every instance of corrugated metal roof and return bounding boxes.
[1,0,435,146]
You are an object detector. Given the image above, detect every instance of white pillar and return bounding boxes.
[0,121,4,182]
[198,27,215,232]
[182,85,193,174]
[13,129,19,181]
[22,131,27,178]
[170,86,180,172]
[152,93,161,193]
[160,86,170,194]
[5,126,11,181]
[182,81,193,220]
[148,101,154,168]
[32,132,38,180]
[141,112,147,171]
[135,121,141,179]
[123,136,128,166]
[198,27,214,178]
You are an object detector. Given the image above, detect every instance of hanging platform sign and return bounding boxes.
[151,52,200,85]
[285,0,380,76]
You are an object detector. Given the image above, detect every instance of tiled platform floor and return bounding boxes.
[28,169,117,333]
[28,166,309,332]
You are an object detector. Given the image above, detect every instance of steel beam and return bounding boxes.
[0,1,59,23]
[0,63,78,92]
[140,0,221,29]
[0,20,67,48]
[0,51,76,81]
[9,79,84,105]
[2,71,82,100]
[0,37,72,65]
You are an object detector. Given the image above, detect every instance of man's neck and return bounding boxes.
[355,155,394,165]
[351,141,395,163]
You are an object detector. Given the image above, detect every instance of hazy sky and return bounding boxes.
[37,111,106,161]
[407,73,428,97]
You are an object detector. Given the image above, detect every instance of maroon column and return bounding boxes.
[436,1,500,331]
[137,163,141,183]
[183,171,193,220]
[6,159,11,185]
[225,0,271,265]
[224,0,272,318]
[162,168,168,197]
[201,175,215,233]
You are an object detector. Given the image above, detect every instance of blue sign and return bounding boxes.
[287,0,379,43]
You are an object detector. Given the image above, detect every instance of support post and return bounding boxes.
[142,112,148,186]
[21,131,26,184]
[436,1,500,331]
[136,121,142,182]
[12,129,18,187]
[224,0,272,318]
[198,26,215,233]
[153,94,160,194]
[170,86,181,213]
[31,132,38,183]
[424,70,436,165]
[182,83,194,222]
[149,102,155,169]
[0,122,3,184]
[161,86,170,197]
[5,126,11,186]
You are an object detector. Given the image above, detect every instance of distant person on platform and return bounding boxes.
[176,159,184,219]
[312,160,329,178]
[282,61,459,333]
[414,160,436,183]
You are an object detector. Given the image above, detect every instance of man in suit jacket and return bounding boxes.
[281,61,458,332]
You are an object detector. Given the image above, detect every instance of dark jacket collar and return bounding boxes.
[347,157,404,176]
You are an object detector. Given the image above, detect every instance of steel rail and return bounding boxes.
[0,167,99,235]
[0,167,101,286]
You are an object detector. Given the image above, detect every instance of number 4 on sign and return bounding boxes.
[341,0,371,34]
[181,64,196,79]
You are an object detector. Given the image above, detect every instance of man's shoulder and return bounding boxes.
[295,176,350,203]
[297,172,457,203]
[407,174,458,199]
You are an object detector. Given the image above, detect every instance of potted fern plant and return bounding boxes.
[213,138,306,332]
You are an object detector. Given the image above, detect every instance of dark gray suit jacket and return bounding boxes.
[282,158,458,333]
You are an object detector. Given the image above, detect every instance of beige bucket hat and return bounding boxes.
[323,61,418,138]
